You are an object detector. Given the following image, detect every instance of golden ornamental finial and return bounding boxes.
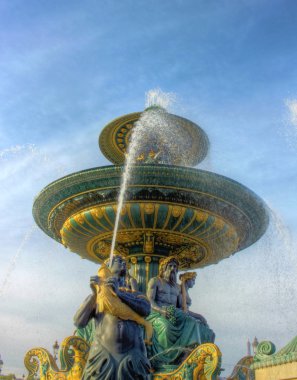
[179,271,197,282]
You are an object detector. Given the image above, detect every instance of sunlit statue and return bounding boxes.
[74,255,151,380]
[146,256,214,367]
[75,256,138,343]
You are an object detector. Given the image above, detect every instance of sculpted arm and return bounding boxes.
[130,277,138,292]
[118,291,151,317]
[73,294,96,328]
[73,275,100,328]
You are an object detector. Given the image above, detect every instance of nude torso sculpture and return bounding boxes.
[146,256,215,368]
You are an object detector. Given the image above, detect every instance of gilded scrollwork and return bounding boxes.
[24,348,58,380]
[55,194,245,269]
[253,340,276,362]
[24,336,90,380]
[152,343,221,380]
[60,336,90,371]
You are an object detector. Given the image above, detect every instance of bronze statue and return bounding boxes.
[95,264,153,343]
[146,256,214,368]
[74,255,151,380]
[179,272,208,325]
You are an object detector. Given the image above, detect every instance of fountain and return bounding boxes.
[25,93,269,380]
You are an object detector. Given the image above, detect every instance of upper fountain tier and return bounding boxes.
[99,109,209,166]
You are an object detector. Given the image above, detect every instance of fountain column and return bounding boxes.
[129,254,161,293]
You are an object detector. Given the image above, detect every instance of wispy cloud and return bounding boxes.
[1,0,297,377]
[285,98,297,127]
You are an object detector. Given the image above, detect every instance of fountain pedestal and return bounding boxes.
[24,337,221,380]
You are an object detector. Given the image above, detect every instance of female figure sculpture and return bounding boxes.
[179,272,209,326]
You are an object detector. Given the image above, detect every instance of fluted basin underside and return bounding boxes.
[33,165,269,270]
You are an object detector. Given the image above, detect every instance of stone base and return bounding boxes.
[24,337,221,380]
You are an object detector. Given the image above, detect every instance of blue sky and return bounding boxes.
[1,0,297,376]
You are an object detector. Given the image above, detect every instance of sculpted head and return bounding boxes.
[104,254,126,276]
[179,272,197,289]
[159,256,179,284]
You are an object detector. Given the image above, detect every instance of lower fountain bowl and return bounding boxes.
[33,164,269,269]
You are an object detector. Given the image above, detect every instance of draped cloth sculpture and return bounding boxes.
[179,271,211,326]
[146,256,215,368]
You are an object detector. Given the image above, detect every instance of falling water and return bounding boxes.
[283,98,297,148]
[249,203,296,318]
[0,143,66,176]
[267,207,293,256]
[110,88,193,264]
[0,144,66,296]
[265,207,295,302]
[145,88,176,110]
[258,205,294,276]
[285,98,297,128]
[0,225,36,298]
[0,143,48,163]
[0,144,33,159]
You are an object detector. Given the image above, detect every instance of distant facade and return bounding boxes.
[251,336,297,380]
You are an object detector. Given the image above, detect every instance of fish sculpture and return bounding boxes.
[95,264,153,344]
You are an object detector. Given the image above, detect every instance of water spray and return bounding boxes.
[0,144,67,295]
[109,89,176,266]
[0,225,37,297]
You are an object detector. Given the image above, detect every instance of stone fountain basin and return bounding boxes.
[33,165,269,269]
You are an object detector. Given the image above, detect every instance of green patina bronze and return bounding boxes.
[31,108,269,379]
[33,164,268,289]
[75,319,95,345]
[147,308,214,367]
[251,337,297,369]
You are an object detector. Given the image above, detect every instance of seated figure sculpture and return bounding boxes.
[179,271,212,327]
[74,254,151,380]
[146,256,214,368]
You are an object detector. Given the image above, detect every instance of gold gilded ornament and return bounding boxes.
[172,206,183,217]
[144,203,155,214]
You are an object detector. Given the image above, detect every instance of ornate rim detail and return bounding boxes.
[33,165,269,269]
